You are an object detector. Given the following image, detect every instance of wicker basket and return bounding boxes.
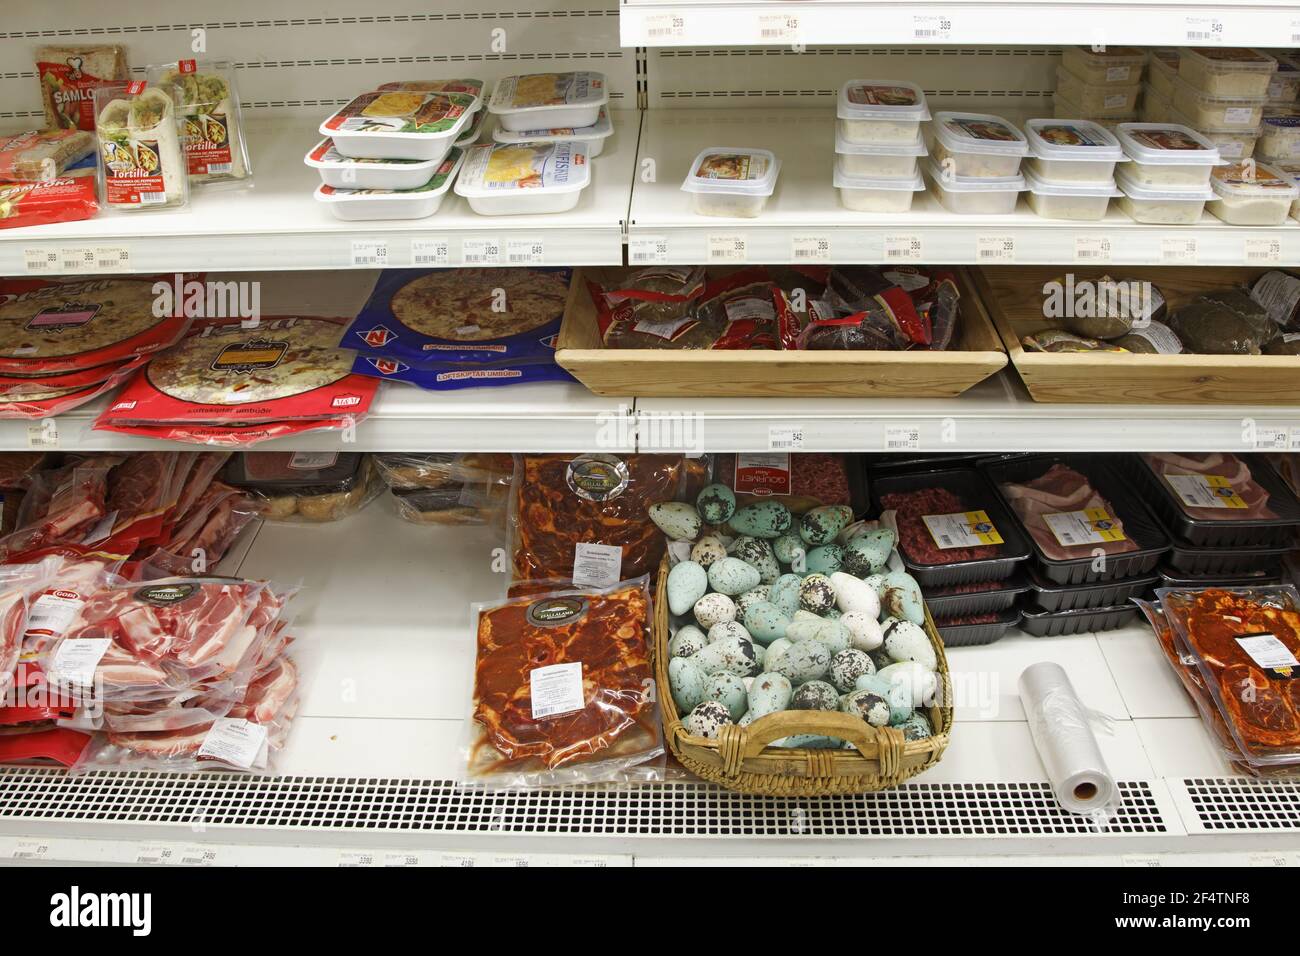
[654,559,953,796]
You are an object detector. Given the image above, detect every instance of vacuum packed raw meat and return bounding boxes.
[1143,452,1275,520]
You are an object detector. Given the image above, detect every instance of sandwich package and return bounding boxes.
[148,59,253,188]
[93,81,190,213]
[36,44,130,131]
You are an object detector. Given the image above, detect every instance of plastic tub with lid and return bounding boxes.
[1023,168,1120,220]
[1177,47,1277,98]
[1271,161,1300,219]
[1052,92,1135,129]
[1115,123,1221,188]
[837,79,930,145]
[679,146,780,218]
[314,147,464,221]
[1115,167,1211,223]
[454,140,591,216]
[1141,84,1173,124]
[925,159,1024,214]
[1148,49,1180,99]
[1024,118,1125,184]
[1268,55,1300,104]
[1260,106,1300,160]
[487,72,607,133]
[1055,67,1141,115]
[492,106,613,157]
[1172,77,1267,129]
[928,112,1028,179]
[320,90,476,161]
[305,138,449,190]
[1169,106,1259,159]
[833,161,924,212]
[1061,46,1147,86]
[834,127,926,178]
[1206,161,1299,225]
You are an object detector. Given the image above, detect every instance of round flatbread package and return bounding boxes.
[0,355,147,419]
[342,267,572,366]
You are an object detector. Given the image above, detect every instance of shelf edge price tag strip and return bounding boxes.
[629,234,669,265]
[708,233,747,263]
[463,237,502,266]
[976,235,1015,263]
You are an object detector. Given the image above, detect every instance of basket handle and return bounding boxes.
[715,710,906,779]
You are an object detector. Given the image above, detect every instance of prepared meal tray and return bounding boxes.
[305,137,449,191]
[982,454,1170,585]
[487,71,607,133]
[1019,602,1140,637]
[1023,118,1125,185]
[934,607,1021,648]
[1114,123,1221,188]
[837,79,931,145]
[681,147,780,219]
[314,147,464,221]
[454,140,591,216]
[492,106,613,157]
[320,90,476,161]
[871,467,1032,587]
[923,571,1031,618]
[1061,46,1147,86]
[1177,47,1278,99]
[1026,565,1159,613]
[224,453,378,522]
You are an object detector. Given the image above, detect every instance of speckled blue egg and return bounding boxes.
[729,501,792,540]
[666,560,708,616]
[828,648,875,692]
[693,592,736,630]
[767,574,803,616]
[668,657,707,713]
[883,619,938,671]
[841,689,891,727]
[690,535,727,569]
[805,544,844,575]
[703,672,748,721]
[772,533,807,567]
[882,570,926,626]
[695,483,736,525]
[690,635,757,678]
[841,528,896,577]
[685,700,733,739]
[771,639,830,684]
[791,680,840,711]
[747,672,793,718]
[668,624,707,659]
[799,505,854,546]
[707,557,761,596]
[729,536,781,584]
[741,601,791,645]
[798,573,836,614]
[897,711,934,741]
[648,501,702,542]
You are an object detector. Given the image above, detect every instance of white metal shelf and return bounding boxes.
[629,108,1300,266]
[620,0,1300,48]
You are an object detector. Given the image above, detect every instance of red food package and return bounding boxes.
[0,356,146,420]
[0,176,98,229]
[881,485,1000,565]
[696,269,783,350]
[715,453,853,514]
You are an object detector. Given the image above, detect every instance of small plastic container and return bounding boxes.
[148,59,253,189]
[314,147,464,221]
[1061,46,1147,86]
[1024,118,1124,184]
[1027,567,1160,612]
[928,112,1028,178]
[493,106,613,157]
[225,452,365,497]
[454,140,591,216]
[1272,160,1300,219]
[833,127,926,178]
[1157,564,1284,590]
[1055,67,1142,115]
[1164,540,1291,577]
[935,608,1021,647]
[679,146,780,218]
[1019,602,1139,637]
[305,138,447,190]
[1052,92,1135,129]
[924,571,1032,618]
[1141,85,1173,124]
[1115,122,1221,187]
[92,81,191,213]
[837,79,930,145]
[1023,169,1119,220]
[1177,47,1277,99]
[487,71,607,133]
[1206,161,1299,225]
[320,90,476,161]
[1148,49,1181,99]
[1268,55,1300,104]
[833,162,923,212]
[1260,106,1300,160]
[1169,106,1260,158]
[925,159,1023,214]
[1115,169,1211,223]
[1172,77,1267,129]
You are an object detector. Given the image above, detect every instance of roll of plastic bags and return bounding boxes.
[1018,661,1116,815]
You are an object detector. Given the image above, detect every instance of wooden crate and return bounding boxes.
[975,265,1300,405]
[556,267,1007,398]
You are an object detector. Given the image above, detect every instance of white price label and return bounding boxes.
[59,247,96,272]
[1253,425,1291,451]
[1161,237,1198,263]
[791,234,831,262]
[976,235,1015,262]
[463,237,501,265]
[530,662,585,720]
[708,234,747,263]
[384,852,422,867]
[49,637,110,689]
[491,854,532,867]
[506,237,546,265]
[913,13,953,40]
[337,850,379,867]
[572,542,623,590]
[197,718,267,769]
[94,246,130,272]
[11,841,50,860]
[1185,15,1224,42]
[178,845,220,867]
[439,852,477,867]
[629,235,669,264]
[1245,238,1281,264]
[1074,236,1112,263]
[1250,853,1294,867]
[1122,854,1163,868]
[758,13,800,41]
[1293,427,1300,450]
[410,237,450,266]
[883,234,923,261]
[350,239,388,267]
[27,421,58,449]
[884,424,921,451]
[1236,633,1299,670]
[135,843,176,865]
[768,424,805,450]
[644,12,686,40]
[23,248,58,273]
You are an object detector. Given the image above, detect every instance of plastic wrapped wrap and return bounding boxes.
[1018,661,1117,814]
[149,59,253,188]
[587,266,710,349]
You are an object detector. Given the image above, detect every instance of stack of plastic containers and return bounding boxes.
[1143,49,1180,124]
[1113,122,1221,224]
[1170,48,1278,160]
[833,79,929,212]
[923,112,1028,214]
[1021,118,1124,220]
[1054,46,1147,129]
[1260,55,1300,167]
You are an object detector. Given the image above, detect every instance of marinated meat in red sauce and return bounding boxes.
[1000,463,1138,560]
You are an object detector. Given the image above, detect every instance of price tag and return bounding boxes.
[913,13,953,40]
[383,852,422,867]
[463,237,501,265]
[135,843,176,865]
[1245,238,1281,264]
[23,248,58,273]
[1185,15,1224,42]
[644,12,686,40]
[1160,237,1198,263]
[629,234,669,264]
[1074,236,1112,263]
[791,234,831,262]
[708,234,747,263]
[976,235,1015,262]
[11,840,50,860]
[94,246,130,272]
[883,234,923,261]
[59,247,95,272]
[337,850,379,867]
[439,852,477,867]
[1250,853,1294,867]
[768,424,805,450]
[350,239,388,267]
[1292,17,1300,44]
[884,424,921,451]
[410,237,450,266]
[1253,425,1291,451]
[178,845,220,867]
[758,13,800,42]
[1292,427,1300,450]
[1122,854,1163,868]
[506,237,546,265]
[27,420,58,449]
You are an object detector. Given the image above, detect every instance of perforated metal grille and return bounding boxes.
[0,771,1165,837]
[1183,778,1300,832]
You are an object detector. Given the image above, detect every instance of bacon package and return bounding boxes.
[466,578,662,786]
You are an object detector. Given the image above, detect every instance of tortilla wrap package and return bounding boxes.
[93,81,190,212]
[149,59,253,188]
[36,45,129,131]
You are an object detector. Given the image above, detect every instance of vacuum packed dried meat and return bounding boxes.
[587,266,713,349]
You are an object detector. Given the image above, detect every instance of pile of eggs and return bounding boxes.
[649,483,940,750]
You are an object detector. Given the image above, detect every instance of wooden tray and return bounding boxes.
[975,265,1300,405]
[556,267,1006,398]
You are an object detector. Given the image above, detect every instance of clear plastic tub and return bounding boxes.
[1115,122,1221,188]
[314,147,464,221]
[1115,168,1211,223]
[320,90,475,161]
[305,138,448,190]
[1055,67,1141,115]
[1172,77,1267,129]
[833,127,925,178]
[1024,118,1124,184]
[928,112,1028,179]
[1177,47,1278,98]
[1023,168,1120,220]
[492,106,613,157]
[1148,49,1180,99]
[1271,161,1300,219]
[1141,85,1173,124]
[1206,161,1299,225]
[679,146,780,218]
[833,161,924,212]
[925,159,1024,214]
[1061,46,1147,86]
[837,79,930,145]
[1052,92,1135,129]
[1268,55,1300,104]
[453,140,591,216]
[1260,106,1300,161]
[487,72,607,133]
[1169,106,1259,159]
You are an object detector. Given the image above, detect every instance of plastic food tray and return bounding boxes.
[1156,563,1285,590]
[1026,565,1158,612]
[1164,537,1292,576]
[923,570,1032,618]
[981,453,1170,584]
[1019,602,1141,637]
[935,607,1022,647]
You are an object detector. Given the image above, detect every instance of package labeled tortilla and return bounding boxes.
[0,275,195,374]
[94,315,379,447]
[715,453,853,514]
[465,577,662,786]
[351,353,573,390]
[36,45,129,131]
[93,81,190,212]
[149,60,252,188]
[344,267,571,366]
[0,176,99,230]
[0,129,97,183]
[586,266,712,349]
[223,452,381,522]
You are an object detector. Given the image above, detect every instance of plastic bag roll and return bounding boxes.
[1018,662,1116,815]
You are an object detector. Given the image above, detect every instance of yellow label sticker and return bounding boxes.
[922,510,1004,550]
